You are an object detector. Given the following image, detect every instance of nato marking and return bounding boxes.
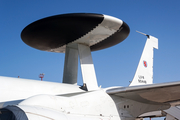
[143,60,147,68]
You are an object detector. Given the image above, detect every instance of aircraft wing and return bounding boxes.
[106,81,180,105]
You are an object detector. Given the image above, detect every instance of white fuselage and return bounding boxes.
[0,76,84,103]
[0,76,170,120]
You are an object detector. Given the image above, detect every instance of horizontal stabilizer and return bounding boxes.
[107,81,180,105]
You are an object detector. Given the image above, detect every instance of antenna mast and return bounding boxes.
[39,73,44,81]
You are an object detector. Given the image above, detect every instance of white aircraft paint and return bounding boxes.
[0,14,180,120]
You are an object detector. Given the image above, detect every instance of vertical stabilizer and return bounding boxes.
[129,32,158,86]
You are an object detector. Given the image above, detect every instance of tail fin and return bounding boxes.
[129,31,158,86]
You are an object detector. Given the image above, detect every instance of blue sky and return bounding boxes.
[0,1,180,119]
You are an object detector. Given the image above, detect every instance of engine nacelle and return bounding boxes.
[0,90,120,120]
[0,105,67,120]
[0,105,114,120]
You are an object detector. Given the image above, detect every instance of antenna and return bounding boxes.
[136,31,150,38]
[39,73,45,81]
[21,13,130,91]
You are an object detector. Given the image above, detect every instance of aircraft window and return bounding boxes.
[124,105,126,108]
